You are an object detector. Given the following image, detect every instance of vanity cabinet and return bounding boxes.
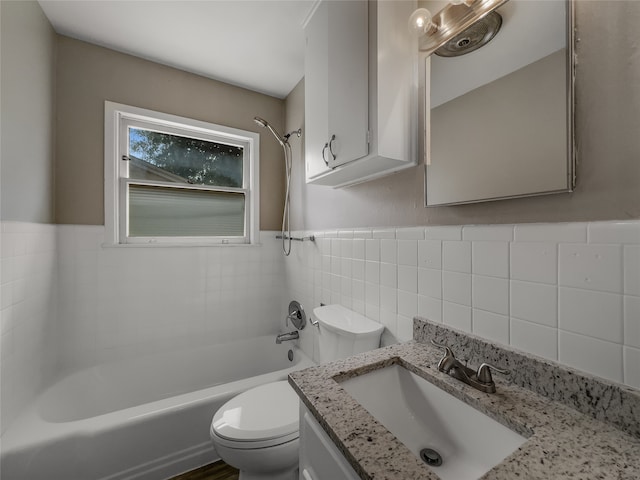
[304,0,418,187]
[299,404,360,480]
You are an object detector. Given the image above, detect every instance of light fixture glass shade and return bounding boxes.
[408,8,436,37]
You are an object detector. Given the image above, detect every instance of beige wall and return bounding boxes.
[287,1,640,230]
[55,36,286,229]
[1,0,56,223]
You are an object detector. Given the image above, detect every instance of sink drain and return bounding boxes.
[420,448,443,467]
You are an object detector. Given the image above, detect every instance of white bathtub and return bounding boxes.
[0,335,314,480]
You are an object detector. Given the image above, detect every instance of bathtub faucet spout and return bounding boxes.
[275,331,299,344]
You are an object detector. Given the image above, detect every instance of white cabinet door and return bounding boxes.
[304,1,330,179]
[305,0,369,180]
[305,0,417,187]
[299,405,361,480]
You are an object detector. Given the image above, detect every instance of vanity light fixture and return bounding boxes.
[408,8,438,37]
[409,0,509,56]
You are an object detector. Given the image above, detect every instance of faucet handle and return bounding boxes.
[430,339,457,372]
[430,339,454,356]
[286,309,298,326]
[430,338,449,349]
[476,363,510,384]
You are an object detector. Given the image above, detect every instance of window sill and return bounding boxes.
[101,241,264,249]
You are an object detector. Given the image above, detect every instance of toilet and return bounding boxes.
[209,304,384,480]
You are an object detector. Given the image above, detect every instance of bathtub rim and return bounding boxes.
[0,342,314,456]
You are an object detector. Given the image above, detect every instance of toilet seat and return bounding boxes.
[211,381,299,449]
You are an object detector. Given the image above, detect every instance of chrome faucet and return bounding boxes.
[430,339,509,394]
[275,331,299,344]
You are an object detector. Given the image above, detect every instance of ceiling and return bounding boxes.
[38,0,317,99]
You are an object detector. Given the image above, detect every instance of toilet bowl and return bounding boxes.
[210,381,300,480]
[210,304,384,479]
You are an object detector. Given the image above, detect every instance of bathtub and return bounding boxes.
[0,335,314,480]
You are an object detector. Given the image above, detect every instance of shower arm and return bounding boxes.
[284,129,302,140]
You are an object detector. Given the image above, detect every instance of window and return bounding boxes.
[105,102,259,245]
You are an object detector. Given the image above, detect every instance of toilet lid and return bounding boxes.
[212,381,299,442]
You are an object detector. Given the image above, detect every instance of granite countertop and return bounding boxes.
[289,331,640,479]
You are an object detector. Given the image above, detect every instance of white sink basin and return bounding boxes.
[339,364,527,480]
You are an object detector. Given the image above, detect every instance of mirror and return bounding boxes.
[425,0,574,206]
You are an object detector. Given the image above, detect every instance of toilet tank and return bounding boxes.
[313,305,384,364]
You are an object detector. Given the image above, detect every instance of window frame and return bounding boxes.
[104,101,259,246]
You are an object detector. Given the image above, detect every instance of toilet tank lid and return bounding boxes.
[313,304,384,336]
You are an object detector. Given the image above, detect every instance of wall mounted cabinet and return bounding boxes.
[304,0,418,187]
[304,0,369,179]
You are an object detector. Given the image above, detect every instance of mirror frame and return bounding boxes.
[424,0,575,207]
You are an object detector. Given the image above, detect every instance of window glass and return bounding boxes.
[128,127,243,188]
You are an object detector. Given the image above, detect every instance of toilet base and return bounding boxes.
[212,436,299,480]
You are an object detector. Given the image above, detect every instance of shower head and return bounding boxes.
[253,116,286,147]
[253,116,268,128]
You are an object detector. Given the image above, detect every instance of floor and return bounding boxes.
[169,461,239,480]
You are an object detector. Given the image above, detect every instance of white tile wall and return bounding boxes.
[442,271,471,306]
[510,280,558,327]
[380,239,397,264]
[418,240,442,269]
[418,295,441,322]
[472,309,509,344]
[397,265,417,293]
[380,263,397,288]
[514,223,587,243]
[418,268,441,298]
[442,241,471,273]
[558,330,623,383]
[472,275,509,315]
[397,240,418,266]
[397,291,417,320]
[463,225,513,242]
[1,222,58,434]
[57,227,286,369]
[510,317,558,360]
[510,242,557,284]
[4,219,639,432]
[558,244,622,293]
[624,245,640,295]
[588,221,640,244]
[624,346,640,388]
[425,225,461,241]
[625,295,640,348]
[472,241,509,278]
[284,220,640,389]
[443,301,472,332]
[558,288,623,343]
